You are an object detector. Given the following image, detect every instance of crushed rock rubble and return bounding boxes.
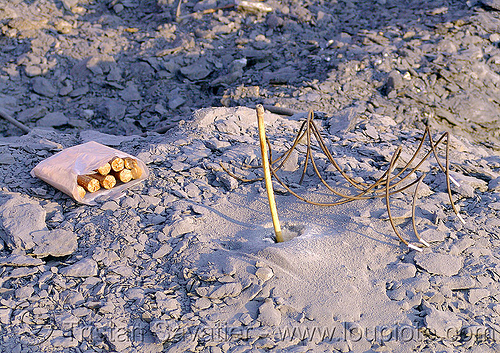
[1,0,500,351]
[1,0,500,151]
[0,106,498,352]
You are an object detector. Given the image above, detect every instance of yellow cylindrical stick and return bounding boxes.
[113,169,133,183]
[77,185,86,199]
[110,157,124,172]
[77,175,100,193]
[91,173,116,189]
[123,157,142,179]
[256,104,283,243]
[123,157,138,170]
[96,162,111,175]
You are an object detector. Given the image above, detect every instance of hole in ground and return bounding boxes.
[267,221,307,243]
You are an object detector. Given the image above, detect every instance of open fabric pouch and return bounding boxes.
[31,141,149,205]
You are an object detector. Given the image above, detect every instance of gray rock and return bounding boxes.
[164,218,195,238]
[210,68,243,87]
[327,105,362,134]
[170,160,190,172]
[79,130,137,146]
[418,228,446,243]
[37,112,69,127]
[255,267,274,282]
[107,65,122,81]
[59,83,73,96]
[240,312,253,326]
[10,266,38,278]
[68,85,89,98]
[431,276,476,290]
[0,308,11,325]
[210,58,246,87]
[364,124,379,140]
[51,337,79,348]
[86,54,116,75]
[180,60,213,81]
[31,229,78,257]
[15,285,34,300]
[402,275,430,293]
[258,299,281,326]
[454,172,488,191]
[263,66,298,84]
[267,14,284,29]
[61,0,79,10]
[386,263,417,281]
[449,237,475,256]
[489,202,500,210]
[101,201,119,212]
[217,172,239,191]
[97,98,127,121]
[168,95,186,110]
[32,77,57,97]
[0,151,15,165]
[154,103,168,115]
[120,84,142,101]
[468,288,490,305]
[488,176,500,191]
[193,0,217,12]
[414,252,463,276]
[436,39,458,54]
[25,65,42,77]
[424,306,462,338]
[204,139,231,151]
[109,265,134,277]
[380,203,412,219]
[17,106,48,123]
[0,94,19,116]
[280,150,299,172]
[192,297,211,311]
[63,291,84,306]
[125,287,145,301]
[0,194,46,250]
[156,293,180,311]
[207,282,242,299]
[0,254,44,267]
[60,258,98,277]
[482,0,500,10]
[153,244,172,259]
[385,70,404,95]
[104,329,132,352]
[150,319,178,342]
[387,287,406,301]
[184,183,201,198]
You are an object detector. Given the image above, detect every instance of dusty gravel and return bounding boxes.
[2,1,500,353]
[1,0,500,147]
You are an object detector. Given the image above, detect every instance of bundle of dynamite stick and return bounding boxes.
[76,156,143,199]
[31,141,149,205]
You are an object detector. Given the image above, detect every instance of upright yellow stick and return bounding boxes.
[256,105,284,243]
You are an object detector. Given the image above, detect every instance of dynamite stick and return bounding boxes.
[113,169,133,183]
[77,185,86,199]
[123,157,138,169]
[130,166,142,179]
[77,175,100,193]
[123,157,143,179]
[96,162,111,175]
[110,157,124,172]
[91,173,116,189]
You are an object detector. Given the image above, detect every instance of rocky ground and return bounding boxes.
[2,0,500,352]
[0,0,500,147]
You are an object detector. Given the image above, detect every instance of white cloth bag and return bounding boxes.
[31,141,149,205]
